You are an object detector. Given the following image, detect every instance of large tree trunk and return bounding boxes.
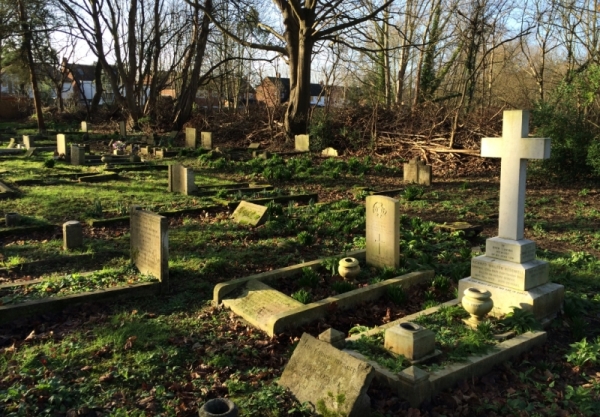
[17,0,45,132]
[90,61,103,114]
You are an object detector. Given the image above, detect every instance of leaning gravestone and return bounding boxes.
[295,134,310,152]
[279,333,375,417]
[22,135,34,150]
[70,144,86,165]
[168,164,197,195]
[403,158,432,186]
[201,132,212,150]
[231,201,268,226]
[57,134,68,156]
[185,127,197,148]
[130,207,169,287]
[365,195,400,268]
[458,110,564,320]
[7,138,16,149]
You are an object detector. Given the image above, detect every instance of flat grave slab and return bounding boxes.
[231,201,268,226]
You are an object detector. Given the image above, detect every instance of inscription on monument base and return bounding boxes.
[486,237,536,263]
[471,256,549,291]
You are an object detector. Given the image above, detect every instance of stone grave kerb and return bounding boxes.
[481,110,550,241]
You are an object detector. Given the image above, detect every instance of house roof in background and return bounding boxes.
[264,77,324,96]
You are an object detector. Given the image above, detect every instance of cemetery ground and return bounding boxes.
[0,125,600,416]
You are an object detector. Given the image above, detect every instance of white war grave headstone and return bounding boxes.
[81,121,88,132]
[365,195,400,269]
[130,207,169,288]
[168,164,197,195]
[458,110,564,320]
[185,127,197,148]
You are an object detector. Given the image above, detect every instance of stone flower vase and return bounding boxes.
[199,398,238,417]
[338,257,360,280]
[462,287,493,328]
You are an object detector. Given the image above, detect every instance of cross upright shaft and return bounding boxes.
[481,110,551,241]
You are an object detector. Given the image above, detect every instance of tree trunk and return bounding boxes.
[17,0,45,132]
[90,61,103,114]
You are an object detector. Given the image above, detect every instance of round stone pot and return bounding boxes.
[462,287,493,327]
[199,398,238,417]
[338,257,360,280]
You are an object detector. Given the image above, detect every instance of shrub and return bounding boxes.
[386,285,406,305]
[43,158,55,168]
[297,231,314,246]
[291,289,312,304]
[298,267,320,288]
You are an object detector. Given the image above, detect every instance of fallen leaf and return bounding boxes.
[124,336,137,350]
[99,373,114,383]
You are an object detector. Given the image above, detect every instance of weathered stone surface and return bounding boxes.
[70,144,86,166]
[319,328,346,349]
[57,134,68,156]
[7,138,16,149]
[119,121,127,138]
[5,212,20,227]
[295,134,310,152]
[403,158,432,186]
[365,195,399,268]
[130,208,169,286]
[231,201,268,226]
[279,333,375,417]
[435,221,483,236]
[384,322,436,360]
[22,135,34,150]
[63,220,83,250]
[168,164,196,195]
[201,132,212,149]
[321,147,338,157]
[248,143,260,150]
[471,255,549,291]
[222,280,302,333]
[485,237,536,263]
[185,127,197,148]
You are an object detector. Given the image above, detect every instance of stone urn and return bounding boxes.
[338,257,360,280]
[462,287,493,327]
[199,398,238,417]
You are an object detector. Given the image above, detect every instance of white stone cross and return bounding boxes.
[481,110,551,241]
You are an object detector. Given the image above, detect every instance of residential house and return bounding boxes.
[255,76,325,107]
[61,60,98,105]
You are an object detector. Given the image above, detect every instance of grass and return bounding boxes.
[0,134,599,415]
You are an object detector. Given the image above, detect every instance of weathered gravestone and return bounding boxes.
[201,131,212,150]
[22,135,34,150]
[119,121,127,138]
[7,138,16,149]
[279,333,375,417]
[321,147,339,157]
[231,201,268,226]
[167,164,197,195]
[365,195,400,268]
[57,134,68,156]
[81,121,88,132]
[403,158,432,186]
[70,144,86,166]
[458,110,564,320]
[63,220,83,250]
[185,127,197,148]
[248,143,260,150]
[130,207,169,287]
[295,134,310,152]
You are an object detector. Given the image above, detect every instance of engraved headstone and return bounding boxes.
[70,144,86,166]
[365,195,400,268]
[185,127,197,148]
[231,201,268,226]
[168,164,197,195]
[57,134,68,156]
[119,121,126,138]
[22,135,34,150]
[279,333,375,417]
[63,220,83,250]
[458,110,564,320]
[201,131,212,150]
[403,158,432,186]
[81,121,88,132]
[130,207,169,286]
[295,134,310,152]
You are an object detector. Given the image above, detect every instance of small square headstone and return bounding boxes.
[168,164,196,195]
[185,127,197,148]
[130,207,169,287]
[63,220,83,250]
[231,201,268,226]
[70,144,86,166]
[366,195,400,268]
[201,132,212,150]
[279,333,375,417]
[295,134,310,152]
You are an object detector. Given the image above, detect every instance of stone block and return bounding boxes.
[22,135,34,150]
[322,147,338,156]
[81,121,88,132]
[63,220,83,250]
[231,201,268,226]
[458,277,564,320]
[366,195,400,268]
[403,158,432,185]
[471,255,549,291]
[5,212,20,227]
[70,144,86,166]
[485,237,536,263]
[319,328,346,349]
[384,322,435,360]
[248,143,260,150]
[279,333,375,417]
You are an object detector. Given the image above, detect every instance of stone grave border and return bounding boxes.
[0,275,161,325]
[0,223,56,238]
[214,249,434,336]
[0,250,127,275]
[343,300,547,407]
[0,181,18,199]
